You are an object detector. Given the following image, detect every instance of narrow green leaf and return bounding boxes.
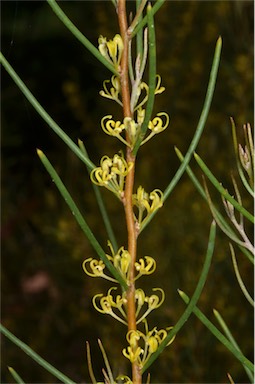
[46,0,117,75]
[86,342,97,384]
[230,118,254,196]
[37,149,128,290]
[194,152,254,223]
[202,178,250,247]
[8,367,25,384]
[141,37,222,231]
[0,52,95,171]
[163,37,222,201]
[98,339,115,384]
[78,139,118,253]
[179,294,254,373]
[175,147,254,264]
[213,309,254,382]
[135,0,145,58]
[133,2,156,155]
[0,325,76,384]
[229,244,254,306]
[142,220,216,373]
[131,0,166,38]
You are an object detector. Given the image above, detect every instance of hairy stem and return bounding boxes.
[117,1,141,383]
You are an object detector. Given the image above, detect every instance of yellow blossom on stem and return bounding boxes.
[99,76,122,106]
[101,115,129,146]
[82,257,117,283]
[136,288,165,324]
[92,287,127,325]
[123,322,175,368]
[106,242,132,281]
[90,154,133,198]
[98,34,123,69]
[135,256,156,279]
[141,112,170,145]
[132,186,164,230]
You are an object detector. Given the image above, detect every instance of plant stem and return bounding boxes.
[117,1,141,383]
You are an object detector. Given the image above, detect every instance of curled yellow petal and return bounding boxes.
[82,258,105,277]
[149,112,169,133]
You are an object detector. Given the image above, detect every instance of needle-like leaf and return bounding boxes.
[142,220,216,373]
[47,0,118,75]
[1,325,76,384]
[37,149,128,290]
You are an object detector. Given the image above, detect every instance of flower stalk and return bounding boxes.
[117,1,140,381]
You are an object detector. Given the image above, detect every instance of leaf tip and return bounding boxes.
[36,148,44,157]
[217,35,222,45]
[147,2,152,11]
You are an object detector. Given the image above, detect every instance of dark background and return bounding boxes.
[1,1,254,383]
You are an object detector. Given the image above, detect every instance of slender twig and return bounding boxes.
[131,0,166,38]
[117,1,141,382]
[128,0,147,34]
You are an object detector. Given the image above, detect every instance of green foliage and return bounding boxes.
[0,0,253,382]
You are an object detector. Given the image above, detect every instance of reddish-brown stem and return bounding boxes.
[117,1,141,383]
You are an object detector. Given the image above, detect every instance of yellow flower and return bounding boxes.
[122,345,144,363]
[101,115,130,146]
[92,287,127,325]
[90,154,133,198]
[116,375,133,384]
[106,242,131,281]
[130,287,165,323]
[82,257,117,283]
[135,256,156,279]
[99,76,122,106]
[123,322,175,368]
[154,74,166,95]
[132,75,165,112]
[98,34,123,69]
[132,186,164,230]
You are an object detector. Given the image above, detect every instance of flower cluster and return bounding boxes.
[98,35,169,150]
[122,322,175,368]
[100,108,169,149]
[133,186,164,231]
[92,287,164,326]
[90,153,133,199]
[83,242,156,284]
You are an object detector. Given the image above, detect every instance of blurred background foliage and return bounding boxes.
[1,1,253,383]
